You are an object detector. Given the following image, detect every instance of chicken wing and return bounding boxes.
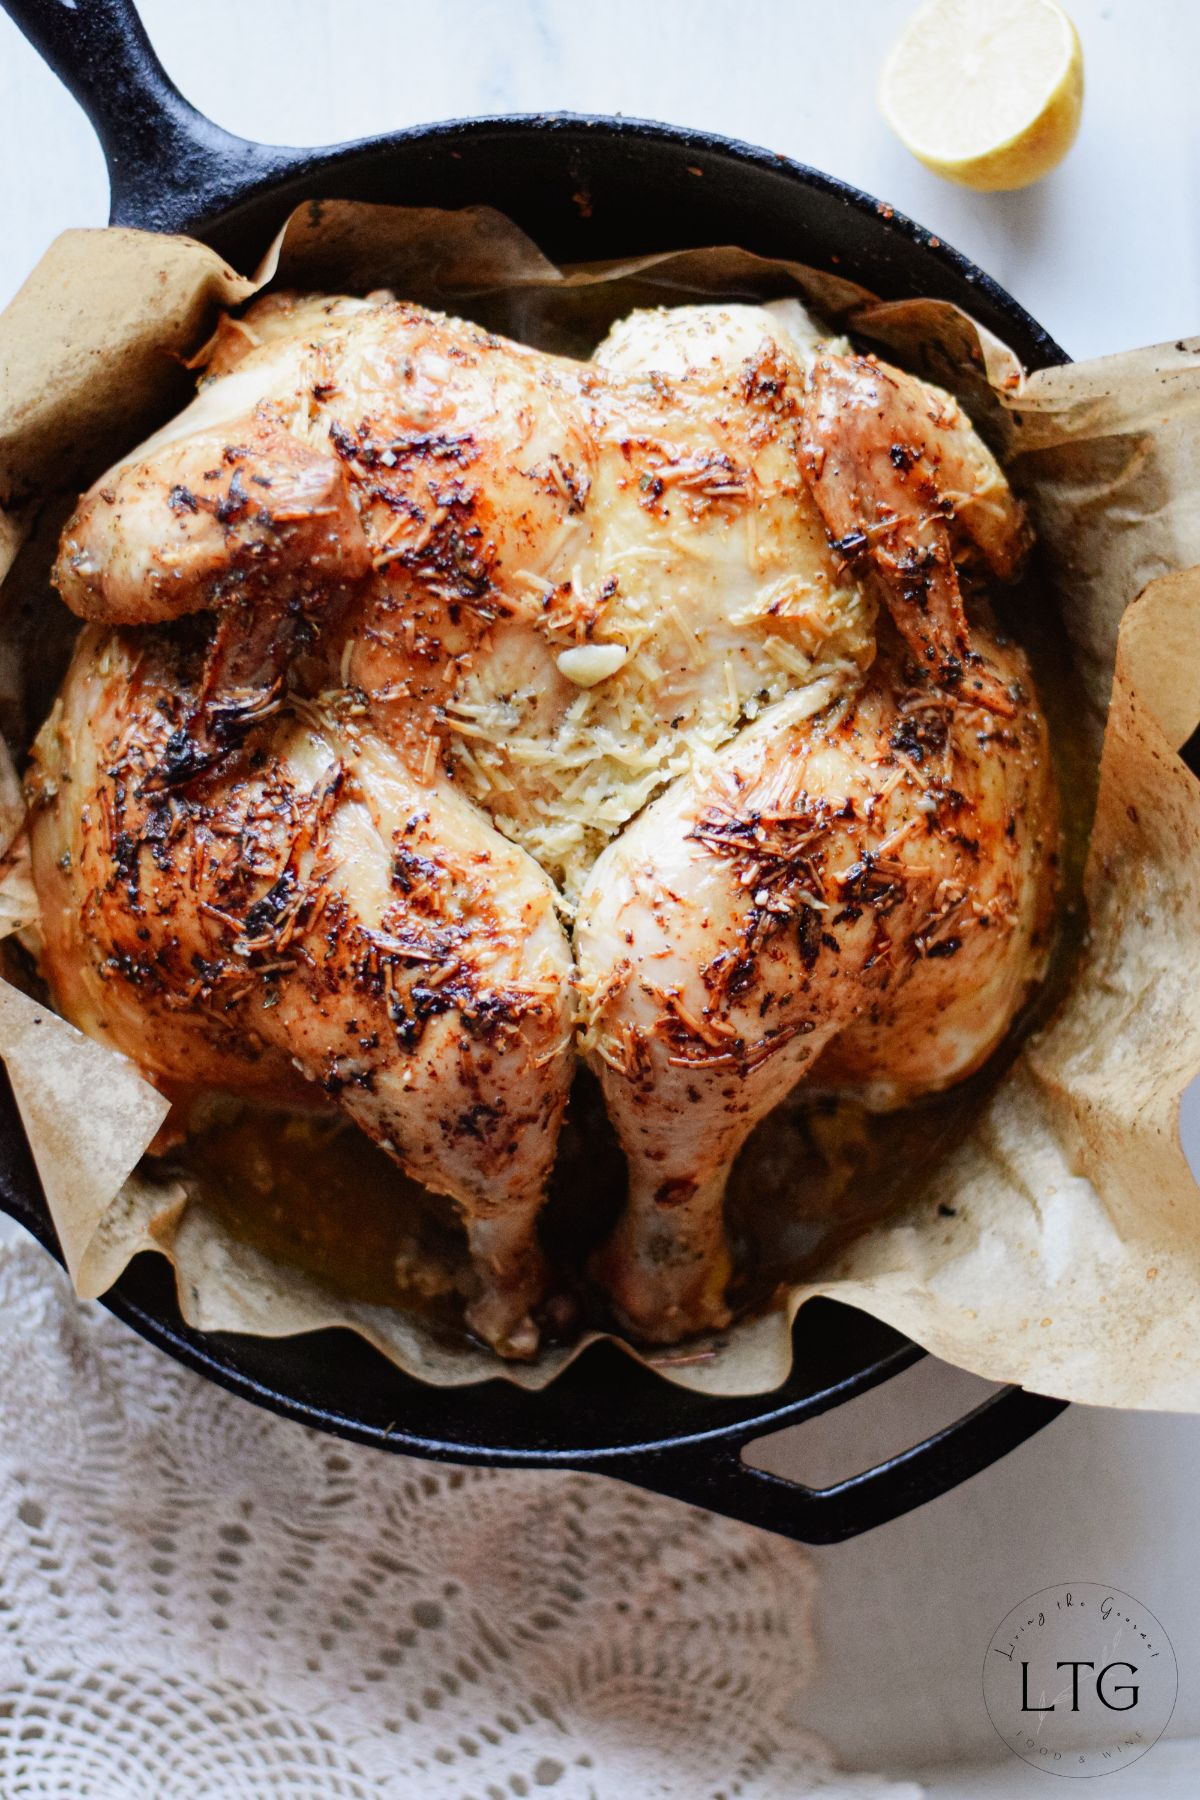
[800,352,1029,715]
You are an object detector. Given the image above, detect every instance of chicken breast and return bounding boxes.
[56,294,876,900]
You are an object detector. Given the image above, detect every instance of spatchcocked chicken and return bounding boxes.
[28,291,1058,1355]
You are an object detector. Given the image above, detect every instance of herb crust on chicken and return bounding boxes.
[28,289,1058,1355]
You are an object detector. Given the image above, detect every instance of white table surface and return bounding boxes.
[1,3,1198,1793]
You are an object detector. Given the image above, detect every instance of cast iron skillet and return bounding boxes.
[0,0,1069,1543]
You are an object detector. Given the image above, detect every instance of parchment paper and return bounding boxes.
[2,202,1198,1404]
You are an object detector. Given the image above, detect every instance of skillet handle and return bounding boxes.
[617,1383,1067,1544]
[0,0,290,233]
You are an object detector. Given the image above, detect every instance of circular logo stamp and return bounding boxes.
[983,1584,1177,1778]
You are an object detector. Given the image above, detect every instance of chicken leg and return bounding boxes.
[30,625,574,1356]
[575,622,1056,1340]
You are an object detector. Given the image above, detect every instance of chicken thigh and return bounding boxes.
[30,285,1057,1352]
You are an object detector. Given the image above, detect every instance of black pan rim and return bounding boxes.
[177,109,1067,371]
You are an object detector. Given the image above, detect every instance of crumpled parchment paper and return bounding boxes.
[1,201,1198,1403]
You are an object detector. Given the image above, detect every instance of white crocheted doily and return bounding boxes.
[0,1239,919,1798]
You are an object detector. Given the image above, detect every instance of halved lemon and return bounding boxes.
[880,0,1084,192]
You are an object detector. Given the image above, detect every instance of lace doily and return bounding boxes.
[0,1239,919,1798]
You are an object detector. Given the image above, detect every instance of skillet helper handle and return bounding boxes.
[619,1384,1067,1544]
[0,0,289,233]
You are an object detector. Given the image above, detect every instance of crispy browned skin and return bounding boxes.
[801,353,1031,716]
[56,414,372,627]
[31,292,1056,1352]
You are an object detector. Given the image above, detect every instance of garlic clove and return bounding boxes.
[556,643,629,688]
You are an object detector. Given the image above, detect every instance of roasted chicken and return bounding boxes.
[29,289,1058,1354]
